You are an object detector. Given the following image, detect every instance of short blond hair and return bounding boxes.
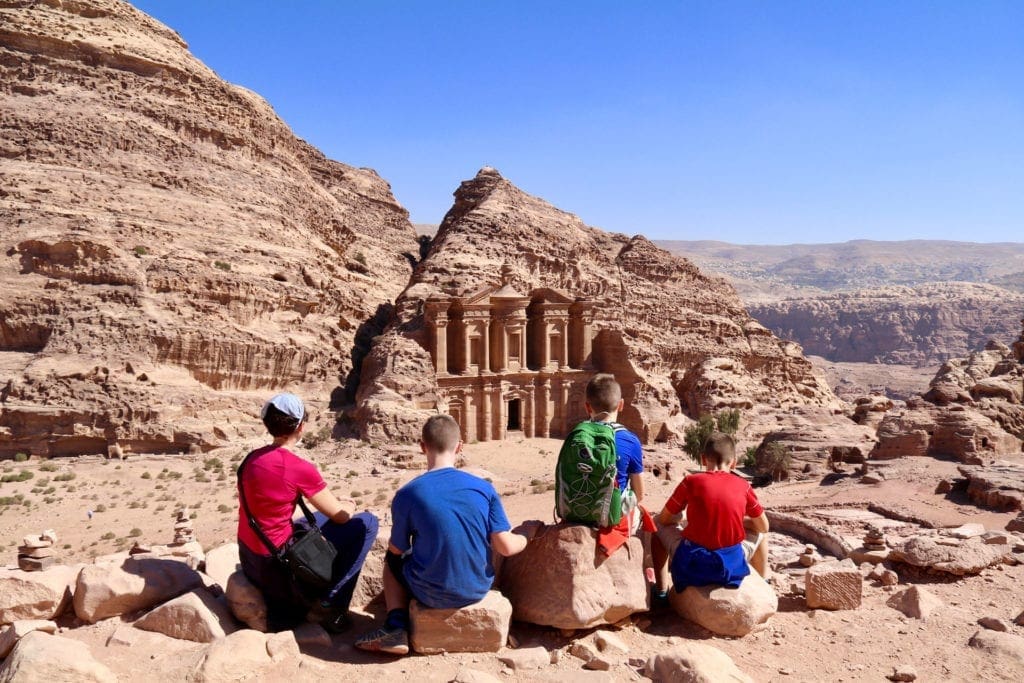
[585,373,622,414]
[422,414,461,453]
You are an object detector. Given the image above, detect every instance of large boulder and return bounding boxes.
[134,589,238,643]
[202,544,240,591]
[668,571,777,636]
[499,523,648,629]
[0,566,79,625]
[409,590,511,654]
[350,530,388,610]
[805,559,863,610]
[188,629,298,683]
[0,621,57,659]
[223,570,267,633]
[74,557,203,623]
[645,642,754,682]
[968,630,1024,664]
[889,535,1008,576]
[0,631,116,683]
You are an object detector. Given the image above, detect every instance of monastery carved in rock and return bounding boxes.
[423,266,596,441]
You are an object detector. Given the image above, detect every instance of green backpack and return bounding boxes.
[555,420,623,527]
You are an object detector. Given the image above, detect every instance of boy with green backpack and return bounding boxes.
[556,374,645,534]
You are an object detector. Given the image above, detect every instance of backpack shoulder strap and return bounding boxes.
[237,450,284,558]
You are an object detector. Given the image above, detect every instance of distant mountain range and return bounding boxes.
[656,239,1024,301]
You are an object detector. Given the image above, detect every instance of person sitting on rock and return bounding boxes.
[651,432,769,598]
[586,373,646,529]
[237,392,378,633]
[355,414,532,656]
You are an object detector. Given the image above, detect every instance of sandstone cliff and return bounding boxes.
[355,167,845,443]
[0,0,419,456]
[747,283,1024,366]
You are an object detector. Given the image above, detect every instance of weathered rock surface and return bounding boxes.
[409,591,511,654]
[0,0,418,457]
[645,643,754,683]
[0,620,57,659]
[356,167,843,443]
[750,408,877,480]
[223,570,267,632]
[73,557,202,623]
[350,530,387,610]
[0,565,79,625]
[0,631,116,683]
[133,589,236,643]
[968,629,1024,664]
[188,629,296,682]
[668,571,777,636]
[499,523,648,629]
[747,283,1024,366]
[805,560,862,610]
[496,646,551,671]
[958,464,1024,511]
[886,585,944,620]
[889,536,1009,576]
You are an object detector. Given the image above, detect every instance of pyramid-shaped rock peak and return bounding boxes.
[0,0,419,457]
[356,169,843,444]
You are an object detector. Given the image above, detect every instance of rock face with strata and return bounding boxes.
[356,167,843,443]
[0,0,419,457]
[499,522,648,629]
[958,464,1024,511]
[748,282,1024,366]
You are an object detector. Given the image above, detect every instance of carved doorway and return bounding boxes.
[507,398,521,431]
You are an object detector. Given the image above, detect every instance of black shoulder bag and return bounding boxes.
[237,452,338,591]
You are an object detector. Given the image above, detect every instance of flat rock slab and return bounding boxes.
[889,536,1008,576]
[190,629,299,682]
[959,465,1024,511]
[74,557,203,623]
[200,543,239,590]
[0,631,116,683]
[497,646,551,671]
[0,565,79,625]
[968,629,1024,664]
[646,642,754,682]
[669,571,777,637]
[410,590,511,654]
[500,523,648,629]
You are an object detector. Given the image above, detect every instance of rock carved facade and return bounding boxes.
[424,266,595,441]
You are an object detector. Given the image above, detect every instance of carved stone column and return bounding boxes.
[581,314,593,368]
[560,320,569,369]
[524,391,534,438]
[538,380,551,438]
[482,385,494,442]
[434,319,448,374]
[542,321,552,368]
[480,320,490,373]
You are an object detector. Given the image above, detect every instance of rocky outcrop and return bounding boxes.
[0,631,116,683]
[0,0,418,457]
[356,167,843,442]
[871,328,1024,461]
[958,464,1024,511]
[668,572,777,636]
[748,283,1024,366]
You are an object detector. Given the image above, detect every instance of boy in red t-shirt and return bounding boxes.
[652,432,769,595]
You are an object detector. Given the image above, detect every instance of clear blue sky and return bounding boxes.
[132,1,1022,244]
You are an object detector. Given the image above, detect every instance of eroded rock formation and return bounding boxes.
[871,323,1024,461]
[355,167,844,443]
[0,0,419,455]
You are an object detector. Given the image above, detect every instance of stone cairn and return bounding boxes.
[18,529,58,571]
[172,511,195,546]
[863,524,887,552]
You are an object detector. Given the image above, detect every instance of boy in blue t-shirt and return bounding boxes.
[355,414,531,656]
[585,373,645,528]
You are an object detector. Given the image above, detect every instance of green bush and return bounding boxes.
[141,471,151,479]
[13,453,28,462]
[214,260,231,271]
[763,442,791,481]
[128,528,142,538]
[133,245,149,256]
[53,472,76,482]
[100,532,115,540]
[742,446,758,469]
[682,410,742,463]
[0,469,33,483]
[39,462,58,472]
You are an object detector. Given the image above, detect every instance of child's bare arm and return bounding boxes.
[746,512,769,534]
[491,530,529,556]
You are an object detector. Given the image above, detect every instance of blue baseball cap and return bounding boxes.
[261,393,305,422]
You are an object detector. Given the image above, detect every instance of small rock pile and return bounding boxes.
[17,530,58,571]
[863,525,887,552]
[173,511,195,545]
[799,544,821,567]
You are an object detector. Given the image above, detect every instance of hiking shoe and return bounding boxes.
[354,626,409,655]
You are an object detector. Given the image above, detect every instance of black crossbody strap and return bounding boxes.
[237,450,288,559]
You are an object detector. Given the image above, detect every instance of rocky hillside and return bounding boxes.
[748,283,1024,366]
[0,0,419,456]
[356,167,845,443]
